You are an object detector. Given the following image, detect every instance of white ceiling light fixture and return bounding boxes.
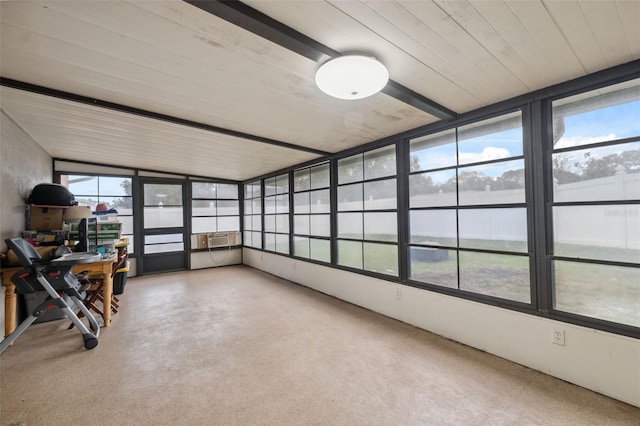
[315,55,389,100]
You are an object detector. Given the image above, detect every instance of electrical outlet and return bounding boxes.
[396,288,402,300]
[552,327,565,346]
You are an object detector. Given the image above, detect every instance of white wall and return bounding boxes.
[191,248,242,269]
[1,111,53,251]
[244,248,640,407]
[1,110,53,336]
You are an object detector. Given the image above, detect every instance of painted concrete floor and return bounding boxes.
[1,265,638,425]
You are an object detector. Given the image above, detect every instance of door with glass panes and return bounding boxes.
[140,180,187,274]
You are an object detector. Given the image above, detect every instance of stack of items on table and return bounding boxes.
[15,183,129,323]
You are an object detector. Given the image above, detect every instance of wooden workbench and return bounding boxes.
[2,254,118,339]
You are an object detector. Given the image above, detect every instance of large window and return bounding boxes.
[337,145,398,276]
[191,181,240,235]
[241,72,639,337]
[408,111,530,303]
[293,162,331,263]
[264,173,290,254]
[61,174,134,252]
[550,79,640,328]
[243,181,262,249]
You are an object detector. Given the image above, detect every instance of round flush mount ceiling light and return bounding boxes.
[315,55,389,100]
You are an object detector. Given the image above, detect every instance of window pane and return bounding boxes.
[310,163,330,189]
[192,200,216,216]
[294,192,310,214]
[458,111,523,164]
[310,239,330,263]
[294,215,310,235]
[192,182,217,199]
[66,175,98,195]
[275,214,289,234]
[144,234,184,253]
[364,179,397,210]
[459,251,530,303]
[217,200,239,216]
[364,243,398,276]
[264,197,276,214]
[310,189,330,213]
[100,177,131,196]
[364,145,396,180]
[250,181,261,198]
[251,231,262,248]
[277,174,289,194]
[294,236,310,258]
[251,215,262,231]
[264,215,276,232]
[409,210,457,245]
[409,169,457,208]
[275,194,289,213]
[119,216,133,235]
[458,159,525,205]
[552,79,640,149]
[124,235,135,254]
[145,242,184,254]
[218,216,239,232]
[265,233,276,251]
[364,212,397,242]
[553,205,640,264]
[244,199,252,215]
[310,214,330,237]
[244,183,257,199]
[337,183,363,211]
[459,208,528,252]
[145,234,183,244]
[252,199,262,215]
[338,240,362,269]
[275,234,289,254]
[265,177,277,196]
[338,155,363,184]
[294,169,310,192]
[217,184,238,199]
[144,206,183,228]
[192,216,217,234]
[99,196,132,213]
[410,247,458,289]
[338,213,363,239]
[144,184,182,206]
[409,129,456,171]
[552,142,640,202]
[554,261,639,327]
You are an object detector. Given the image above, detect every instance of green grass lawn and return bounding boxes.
[290,235,639,327]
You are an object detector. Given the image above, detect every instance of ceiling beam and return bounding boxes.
[184,0,459,121]
[0,78,330,157]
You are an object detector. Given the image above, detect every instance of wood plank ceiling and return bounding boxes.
[1,0,638,181]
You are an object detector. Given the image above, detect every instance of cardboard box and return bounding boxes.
[28,206,64,230]
[64,206,92,222]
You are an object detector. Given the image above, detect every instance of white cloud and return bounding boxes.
[459,147,510,164]
[555,133,617,149]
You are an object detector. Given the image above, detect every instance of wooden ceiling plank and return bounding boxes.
[505,0,584,81]
[541,0,607,74]
[398,0,529,100]
[436,0,547,90]
[614,0,640,62]
[185,0,457,119]
[579,1,633,68]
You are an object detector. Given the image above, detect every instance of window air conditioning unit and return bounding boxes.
[207,232,241,248]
